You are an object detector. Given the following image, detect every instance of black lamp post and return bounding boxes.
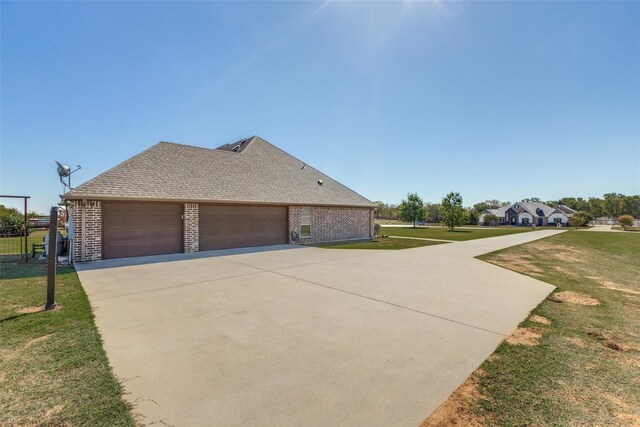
[45,206,59,310]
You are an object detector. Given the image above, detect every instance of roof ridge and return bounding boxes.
[157,141,219,152]
[252,136,373,204]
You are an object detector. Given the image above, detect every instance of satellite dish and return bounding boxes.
[55,161,81,193]
[56,161,71,177]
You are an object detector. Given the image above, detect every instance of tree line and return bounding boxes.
[374,193,640,228]
[0,205,45,234]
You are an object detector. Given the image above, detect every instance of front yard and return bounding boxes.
[0,261,135,426]
[382,225,537,241]
[313,237,446,250]
[424,231,640,426]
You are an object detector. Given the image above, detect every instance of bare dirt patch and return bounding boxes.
[505,327,543,346]
[24,333,54,349]
[564,337,587,347]
[586,276,640,295]
[421,371,487,427]
[489,253,544,275]
[587,331,639,352]
[602,393,640,426]
[616,412,640,426]
[16,305,45,314]
[530,242,586,263]
[529,315,551,325]
[16,305,61,315]
[600,281,640,295]
[551,291,600,305]
[44,404,64,420]
[531,241,581,254]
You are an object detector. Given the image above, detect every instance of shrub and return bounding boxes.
[374,223,381,236]
[618,214,634,229]
[0,212,24,235]
[571,212,592,228]
[482,213,499,226]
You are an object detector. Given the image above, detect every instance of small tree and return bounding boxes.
[467,210,479,225]
[441,192,465,231]
[397,193,426,228]
[425,203,441,223]
[571,212,591,228]
[374,223,381,236]
[0,204,24,235]
[618,214,634,229]
[482,213,499,226]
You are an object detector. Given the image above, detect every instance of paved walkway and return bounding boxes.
[76,229,564,427]
[579,224,626,233]
[388,235,455,242]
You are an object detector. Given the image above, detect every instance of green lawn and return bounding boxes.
[382,225,537,241]
[0,261,135,426]
[313,237,446,250]
[425,231,640,426]
[0,229,49,255]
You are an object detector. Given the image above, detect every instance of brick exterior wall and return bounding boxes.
[288,206,373,243]
[69,200,102,263]
[70,201,373,261]
[183,203,199,253]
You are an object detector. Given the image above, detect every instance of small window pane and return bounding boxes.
[300,207,311,237]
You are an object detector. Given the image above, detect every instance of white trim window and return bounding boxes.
[300,207,311,238]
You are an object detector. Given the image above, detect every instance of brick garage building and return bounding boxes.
[64,136,374,262]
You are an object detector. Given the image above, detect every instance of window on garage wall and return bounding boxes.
[300,207,311,237]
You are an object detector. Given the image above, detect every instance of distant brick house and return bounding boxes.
[63,136,374,262]
[479,202,575,226]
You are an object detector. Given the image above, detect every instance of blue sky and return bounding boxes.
[2,1,639,213]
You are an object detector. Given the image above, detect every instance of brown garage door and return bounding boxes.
[102,202,183,259]
[199,205,287,251]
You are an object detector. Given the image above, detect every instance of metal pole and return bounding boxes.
[24,197,28,262]
[45,206,58,310]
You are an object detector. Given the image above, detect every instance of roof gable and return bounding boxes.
[549,209,569,218]
[556,205,576,215]
[514,201,555,217]
[64,136,374,207]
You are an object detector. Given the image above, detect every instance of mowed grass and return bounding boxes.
[0,229,48,255]
[314,237,446,250]
[425,231,640,426]
[0,261,135,426]
[382,225,537,241]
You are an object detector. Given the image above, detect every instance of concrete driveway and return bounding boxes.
[76,230,563,426]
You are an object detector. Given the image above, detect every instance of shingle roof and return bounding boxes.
[517,201,555,217]
[556,205,576,215]
[486,207,508,217]
[64,136,375,207]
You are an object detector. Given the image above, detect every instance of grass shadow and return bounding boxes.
[0,259,48,280]
[0,309,45,324]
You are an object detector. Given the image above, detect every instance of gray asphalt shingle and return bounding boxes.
[64,136,374,207]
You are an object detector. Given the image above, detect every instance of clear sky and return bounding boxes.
[2,1,639,213]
